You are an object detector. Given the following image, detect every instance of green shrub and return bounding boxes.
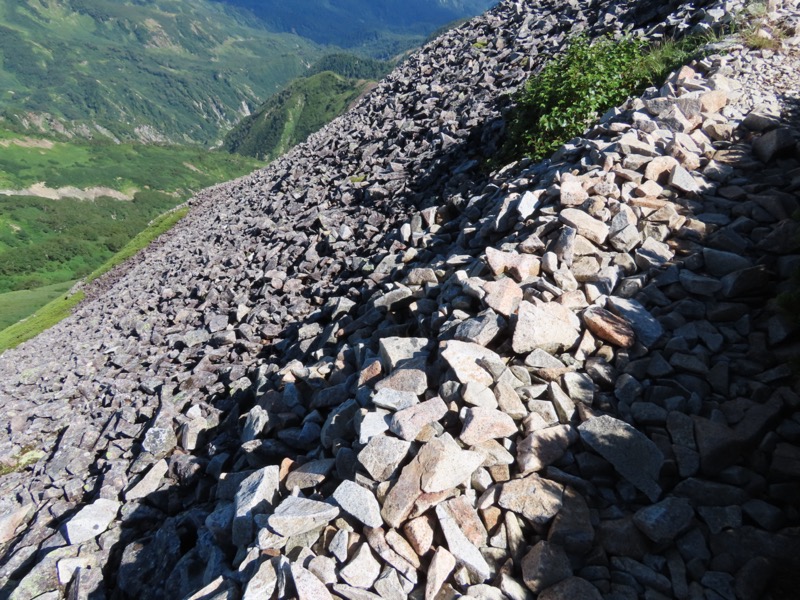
[503,34,705,161]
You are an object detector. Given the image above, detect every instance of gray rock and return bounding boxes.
[419,433,484,493]
[372,388,419,411]
[125,459,168,501]
[340,543,382,589]
[538,577,602,600]
[521,541,572,593]
[606,297,664,347]
[291,563,333,600]
[513,301,581,355]
[62,499,120,545]
[357,435,411,482]
[268,496,339,538]
[233,466,280,547]
[752,127,796,162]
[332,480,383,528]
[578,415,664,501]
[243,559,278,600]
[633,497,694,544]
[389,397,448,441]
[379,337,432,370]
[286,458,336,490]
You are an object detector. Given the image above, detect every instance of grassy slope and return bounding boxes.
[0,207,188,352]
[0,0,323,144]
[223,71,372,161]
[0,124,261,294]
[0,280,73,330]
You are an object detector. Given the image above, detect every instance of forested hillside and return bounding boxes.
[0,0,321,144]
[224,54,392,160]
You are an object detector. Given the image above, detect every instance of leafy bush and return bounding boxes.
[503,34,704,161]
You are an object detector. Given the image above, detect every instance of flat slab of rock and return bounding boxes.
[286,458,336,490]
[333,480,383,528]
[558,208,609,244]
[380,337,432,370]
[357,435,412,482]
[498,474,564,526]
[460,407,518,446]
[441,340,502,387]
[419,433,484,493]
[513,301,581,355]
[267,496,339,538]
[389,397,448,441]
[62,498,120,545]
[578,415,664,501]
[582,306,635,348]
[233,466,280,547]
[436,502,491,582]
[606,297,664,347]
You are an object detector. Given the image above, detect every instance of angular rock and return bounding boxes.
[517,425,576,473]
[578,415,664,501]
[633,497,694,544]
[460,407,518,446]
[436,502,491,582]
[389,397,448,441]
[521,541,572,593]
[357,435,412,482]
[340,543,382,589]
[62,498,120,545]
[441,340,502,387]
[606,297,664,347]
[513,301,581,355]
[498,474,564,526]
[483,277,523,317]
[558,209,609,245]
[233,466,280,547]
[419,433,484,493]
[538,577,603,600]
[426,547,457,600]
[291,563,333,600]
[333,480,383,528]
[582,306,635,348]
[267,496,339,538]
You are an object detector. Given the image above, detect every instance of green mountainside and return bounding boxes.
[0,125,261,325]
[224,55,392,161]
[0,0,322,144]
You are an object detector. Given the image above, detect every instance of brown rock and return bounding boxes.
[426,547,457,600]
[460,407,518,446]
[582,306,635,348]
[498,474,564,526]
[483,278,523,317]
